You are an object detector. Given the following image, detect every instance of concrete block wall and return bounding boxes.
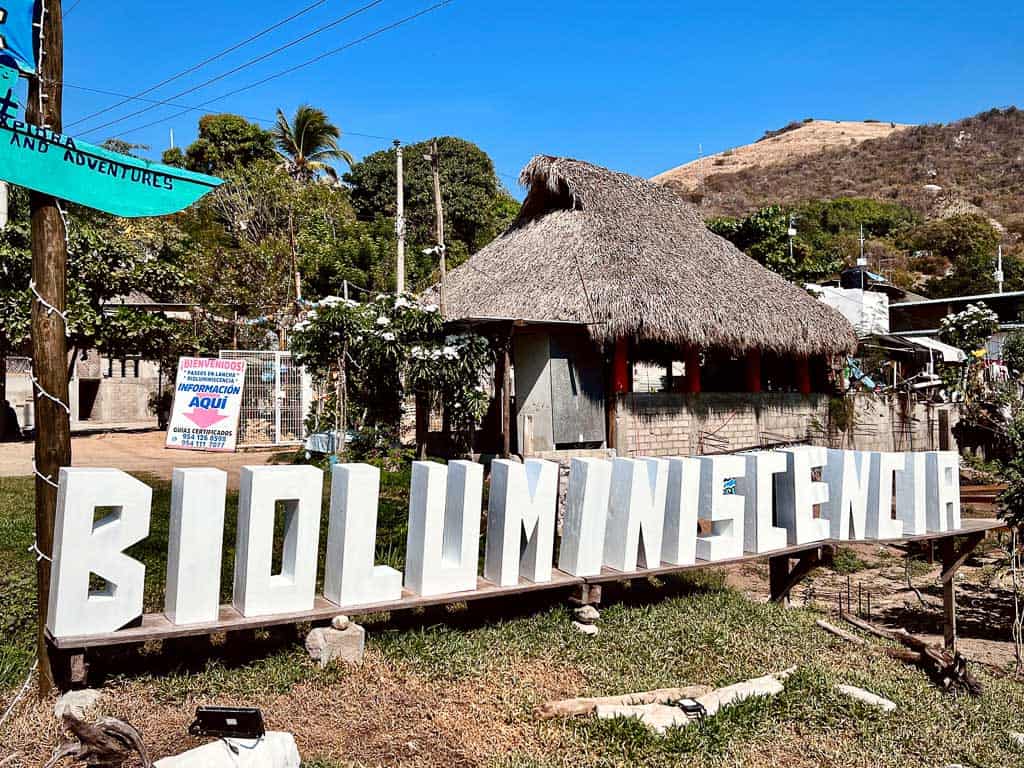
[617,392,955,457]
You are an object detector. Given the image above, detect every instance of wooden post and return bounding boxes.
[745,348,762,393]
[27,0,67,696]
[612,337,629,393]
[394,139,405,294]
[425,139,446,315]
[493,328,512,458]
[940,538,957,651]
[796,356,812,396]
[685,346,702,394]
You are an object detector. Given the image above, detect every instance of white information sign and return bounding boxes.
[165,357,246,452]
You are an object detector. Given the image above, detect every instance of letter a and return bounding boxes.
[47,468,152,638]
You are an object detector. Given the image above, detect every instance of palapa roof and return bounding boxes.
[443,156,857,356]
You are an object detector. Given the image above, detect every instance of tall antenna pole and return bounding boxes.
[996,244,1004,294]
[425,138,446,314]
[169,127,175,150]
[28,0,67,696]
[394,140,405,294]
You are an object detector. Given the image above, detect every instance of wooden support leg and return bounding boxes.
[570,584,602,607]
[939,532,985,652]
[769,547,828,605]
[50,645,88,690]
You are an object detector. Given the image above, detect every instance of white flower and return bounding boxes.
[376,316,391,326]
[292,320,310,332]
[442,346,458,359]
[319,295,344,307]
[382,332,395,341]
[421,303,439,313]
[393,296,411,309]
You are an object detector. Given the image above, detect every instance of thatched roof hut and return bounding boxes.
[443,156,856,356]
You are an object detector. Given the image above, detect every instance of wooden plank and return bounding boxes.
[939,532,985,583]
[47,520,1007,650]
[49,570,584,649]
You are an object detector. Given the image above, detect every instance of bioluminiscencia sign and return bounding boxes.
[0,64,221,216]
[45,448,961,639]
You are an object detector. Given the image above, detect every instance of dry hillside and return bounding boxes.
[652,119,910,191]
[654,109,1024,225]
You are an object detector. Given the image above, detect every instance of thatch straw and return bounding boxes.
[443,156,857,356]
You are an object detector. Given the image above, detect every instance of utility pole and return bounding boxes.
[0,181,9,229]
[394,140,405,294]
[425,138,446,314]
[27,0,67,696]
[288,208,302,303]
[995,244,1004,294]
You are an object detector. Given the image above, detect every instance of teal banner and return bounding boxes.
[0,0,38,74]
[0,66,221,217]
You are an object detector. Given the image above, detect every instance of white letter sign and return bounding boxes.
[232,466,324,617]
[484,459,558,587]
[662,457,701,565]
[737,451,788,554]
[405,460,483,596]
[697,455,746,561]
[776,447,830,545]
[604,458,668,571]
[165,468,226,625]
[822,449,870,541]
[558,458,612,577]
[323,464,403,608]
[47,468,152,638]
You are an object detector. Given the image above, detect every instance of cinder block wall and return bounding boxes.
[616,392,956,456]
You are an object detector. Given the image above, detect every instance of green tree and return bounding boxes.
[908,214,1007,297]
[344,137,511,282]
[169,114,276,176]
[273,105,353,182]
[1002,330,1024,377]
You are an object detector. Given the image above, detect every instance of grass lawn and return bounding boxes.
[2,470,1024,767]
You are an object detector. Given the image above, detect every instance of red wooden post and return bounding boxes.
[685,346,702,394]
[745,349,762,393]
[612,337,630,393]
[796,357,812,395]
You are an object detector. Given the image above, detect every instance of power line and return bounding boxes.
[65,0,332,130]
[61,81,391,140]
[63,0,84,16]
[75,0,387,138]
[108,0,456,141]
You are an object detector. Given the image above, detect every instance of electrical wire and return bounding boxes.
[62,0,83,16]
[65,0,332,130]
[105,0,455,140]
[75,0,387,138]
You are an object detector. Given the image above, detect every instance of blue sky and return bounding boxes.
[57,0,1022,192]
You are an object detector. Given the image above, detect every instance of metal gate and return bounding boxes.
[219,350,308,447]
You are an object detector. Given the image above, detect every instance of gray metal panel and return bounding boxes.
[512,333,554,453]
[549,332,605,445]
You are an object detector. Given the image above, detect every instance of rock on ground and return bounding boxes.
[154,731,299,768]
[835,684,897,712]
[573,605,600,624]
[53,689,103,722]
[306,624,365,667]
[571,620,599,636]
[331,615,350,631]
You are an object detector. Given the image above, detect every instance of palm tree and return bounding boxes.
[272,105,354,182]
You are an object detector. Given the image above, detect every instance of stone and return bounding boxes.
[835,684,897,712]
[154,731,299,768]
[571,620,599,636]
[331,614,350,631]
[305,624,365,667]
[573,605,600,624]
[54,689,103,722]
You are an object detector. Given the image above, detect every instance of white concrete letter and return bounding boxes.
[927,451,961,532]
[558,458,612,577]
[867,452,905,539]
[822,449,871,541]
[232,465,324,617]
[603,457,668,571]
[405,460,483,596]
[697,455,746,561]
[47,468,152,638]
[484,459,558,586]
[776,447,830,545]
[662,457,701,565]
[896,452,930,535]
[737,451,788,554]
[323,464,403,608]
[165,468,226,625]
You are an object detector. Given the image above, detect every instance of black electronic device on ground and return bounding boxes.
[188,706,266,740]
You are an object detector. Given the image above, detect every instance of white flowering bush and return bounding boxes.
[290,292,491,455]
[939,302,999,353]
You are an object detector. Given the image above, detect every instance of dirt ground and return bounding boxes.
[0,431,285,487]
